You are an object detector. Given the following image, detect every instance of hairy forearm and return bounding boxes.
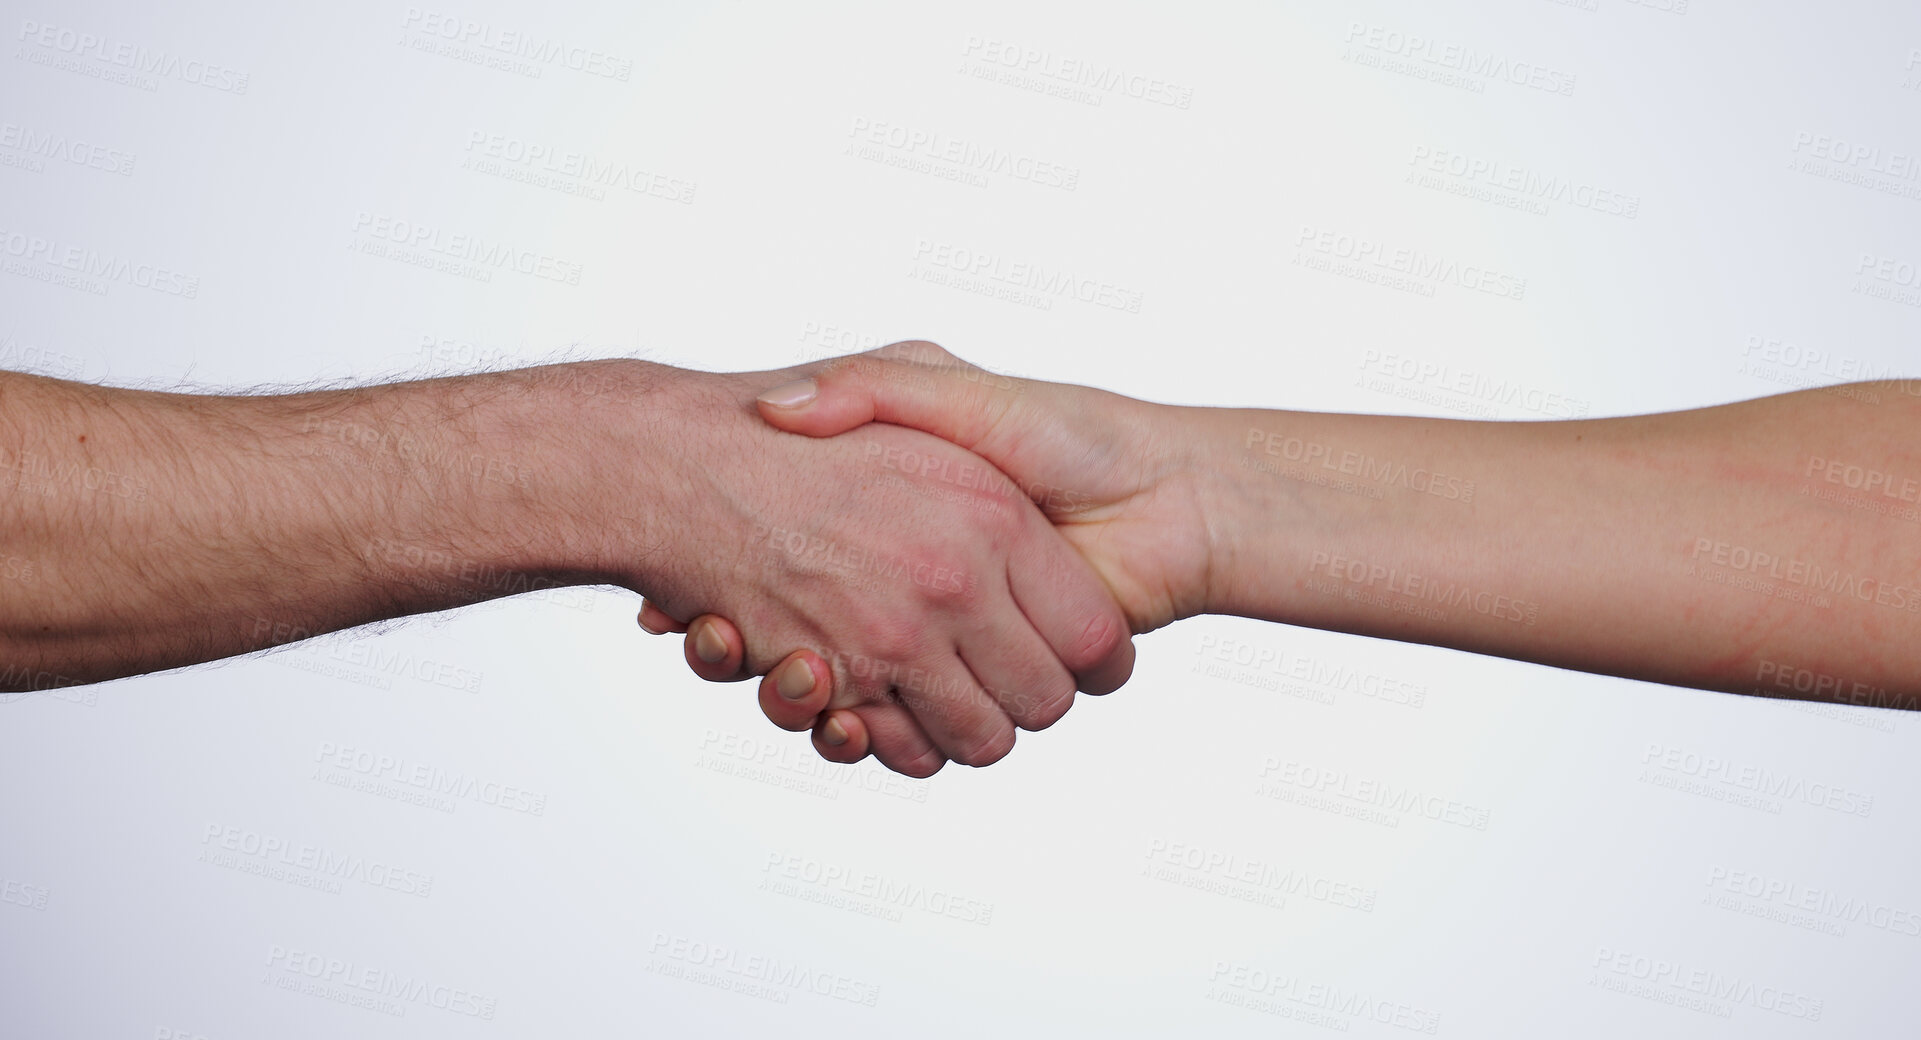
[0,362,670,690]
[1198,381,1921,707]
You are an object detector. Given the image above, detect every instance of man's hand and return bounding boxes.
[626,363,1135,776]
[0,357,1133,779]
[640,343,1219,764]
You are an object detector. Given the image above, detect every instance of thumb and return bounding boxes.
[755,341,1014,454]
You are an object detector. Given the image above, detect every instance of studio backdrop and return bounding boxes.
[4,1,1920,1036]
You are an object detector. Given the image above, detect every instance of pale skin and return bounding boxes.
[649,342,1921,769]
[0,360,1135,777]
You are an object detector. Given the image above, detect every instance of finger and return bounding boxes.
[956,604,1078,732]
[757,341,1014,452]
[887,656,1018,769]
[944,562,1079,728]
[637,600,686,635]
[1005,515,1136,696]
[681,614,748,682]
[841,700,945,778]
[758,649,833,731]
[811,708,870,764]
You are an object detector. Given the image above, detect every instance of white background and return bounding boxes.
[4,1,1921,1036]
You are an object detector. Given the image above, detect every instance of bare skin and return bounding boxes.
[649,342,1921,769]
[0,360,1134,776]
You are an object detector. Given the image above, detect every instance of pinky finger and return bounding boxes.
[637,600,687,635]
[813,709,871,765]
[759,650,833,731]
[681,614,748,682]
[837,703,945,778]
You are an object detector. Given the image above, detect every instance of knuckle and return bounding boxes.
[879,339,953,365]
[1010,678,1076,732]
[864,614,927,664]
[1071,609,1127,673]
[917,561,985,612]
[890,682,948,725]
[896,745,946,778]
[764,698,818,732]
[815,736,862,764]
[950,726,1016,768]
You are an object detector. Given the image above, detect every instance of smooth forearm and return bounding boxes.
[0,361,672,689]
[1194,382,1921,707]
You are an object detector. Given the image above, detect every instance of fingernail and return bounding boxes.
[637,612,665,636]
[757,379,817,409]
[694,622,728,664]
[821,717,849,746]
[776,657,816,700]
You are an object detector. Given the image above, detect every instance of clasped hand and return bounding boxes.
[637,342,1219,776]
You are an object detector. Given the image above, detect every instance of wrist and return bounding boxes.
[1182,405,1363,624]
[1106,397,1258,627]
[520,359,709,595]
[553,361,803,606]
[1177,405,1271,620]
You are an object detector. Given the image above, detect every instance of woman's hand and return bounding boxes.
[624,362,1136,776]
[639,345,1220,768]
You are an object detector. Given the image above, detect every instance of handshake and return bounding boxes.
[630,341,1221,777]
[615,338,1921,774]
[5,339,1908,732]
